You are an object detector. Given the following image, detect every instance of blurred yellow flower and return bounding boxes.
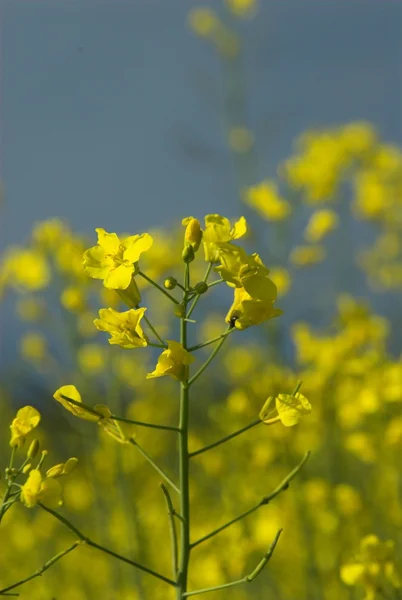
[290,245,326,266]
[83,228,153,290]
[16,297,46,322]
[10,406,41,448]
[304,209,339,243]
[275,393,312,427]
[188,7,219,38]
[20,332,47,363]
[94,307,148,349]
[60,286,86,312]
[225,0,257,19]
[32,218,70,250]
[244,181,291,221]
[202,214,247,262]
[147,341,194,382]
[77,344,107,375]
[269,267,291,296]
[21,469,62,509]
[2,247,50,291]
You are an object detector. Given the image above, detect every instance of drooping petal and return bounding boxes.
[104,264,133,290]
[96,228,121,254]
[123,233,153,263]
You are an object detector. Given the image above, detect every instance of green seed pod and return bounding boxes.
[27,439,40,460]
[182,245,195,263]
[194,281,208,295]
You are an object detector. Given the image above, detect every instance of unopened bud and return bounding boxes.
[182,245,195,264]
[164,277,177,290]
[22,463,32,474]
[174,304,186,319]
[183,218,203,251]
[27,439,40,460]
[194,281,208,295]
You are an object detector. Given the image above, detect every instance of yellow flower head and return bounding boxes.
[290,245,326,267]
[53,385,101,422]
[10,406,41,448]
[147,341,195,382]
[216,244,270,288]
[226,286,282,330]
[94,307,148,349]
[225,0,258,19]
[202,215,247,262]
[188,8,220,38]
[260,393,312,427]
[2,247,50,291]
[20,469,62,508]
[244,181,291,221]
[83,228,153,290]
[304,209,339,243]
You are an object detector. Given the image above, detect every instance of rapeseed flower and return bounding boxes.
[10,406,41,448]
[202,214,247,262]
[147,341,194,382]
[244,181,291,221]
[94,307,148,349]
[83,228,153,290]
[20,469,63,508]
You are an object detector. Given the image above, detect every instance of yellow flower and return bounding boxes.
[94,307,148,349]
[147,341,195,382]
[304,209,339,243]
[46,458,78,479]
[32,218,70,250]
[202,215,247,262]
[2,247,50,291]
[290,245,326,266]
[226,286,282,330]
[225,0,257,19]
[228,127,255,153]
[244,181,291,221]
[188,8,220,38]
[53,385,101,422]
[77,344,107,375]
[20,469,62,508]
[60,286,86,312]
[215,244,270,288]
[182,217,203,251]
[83,228,153,290]
[16,297,46,322]
[260,393,312,427]
[10,406,41,448]
[269,267,291,297]
[20,332,47,363]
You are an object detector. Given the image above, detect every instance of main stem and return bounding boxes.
[177,276,191,598]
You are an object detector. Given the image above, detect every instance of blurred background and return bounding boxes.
[1,1,402,599]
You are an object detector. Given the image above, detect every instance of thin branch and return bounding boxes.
[189,419,261,458]
[160,483,179,579]
[183,530,282,597]
[138,308,167,347]
[187,328,235,352]
[188,327,232,386]
[39,505,175,587]
[186,263,212,319]
[0,542,80,595]
[129,439,180,495]
[191,452,310,548]
[138,271,180,304]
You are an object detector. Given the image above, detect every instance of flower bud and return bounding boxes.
[22,463,32,474]
[27,439,40,460]
[182,245,195,264]
[183,217,203,251]
[174,304,186,319]
[194,281,208,295]
[164,277,177,290]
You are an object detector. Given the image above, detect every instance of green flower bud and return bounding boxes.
[27,439,40,460]
[174,304,186,318]
[194,281,208,295]
[164,277,177,290]
[182,245,195,263]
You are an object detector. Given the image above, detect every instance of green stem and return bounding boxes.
[189,419,261,458]
[191,452,310,548]
[39,505,175,586]
[187,328,234,352]
[177,268,192,599]
[207,279,224,289]
[0,447,17,524]
[183,530,282,597]
[160,483,179,579]
[129,439,180,495]
[138,307,167,347]
[0,542,80,595]
[111,415,180,432]
[188,328,232,386]
[186,263,212,319]
[138,271,180,304]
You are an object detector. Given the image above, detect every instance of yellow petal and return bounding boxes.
[38,477,63,508]
[275,393,312,427]
[123,233,153,263]
[96,228,121,254]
